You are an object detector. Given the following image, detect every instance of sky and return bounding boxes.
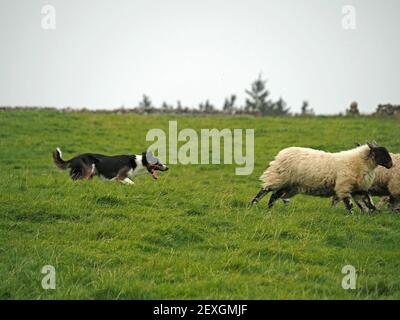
[0,0,399,114]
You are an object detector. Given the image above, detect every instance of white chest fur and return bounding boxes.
[127,156,148,178]
[360,170,376,190]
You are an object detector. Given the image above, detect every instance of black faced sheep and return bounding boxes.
[251,143,393,212]
[352,152,400,212]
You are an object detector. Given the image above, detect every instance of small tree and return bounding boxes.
[138,94,153,111]
[271,97,290,116]
[346,101,360,116]
[245,75,272,114]
[199,100,215,113]
[223,95,237,114]
[161,102,173,112]
[176,100,183,111]
[301,100,314,116]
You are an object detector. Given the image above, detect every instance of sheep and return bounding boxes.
[342,152,400,212]
[251,143,393,212]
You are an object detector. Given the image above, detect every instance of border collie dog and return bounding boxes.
[52,148,168,184]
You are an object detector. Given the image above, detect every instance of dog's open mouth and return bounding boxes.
[150,169,158,180]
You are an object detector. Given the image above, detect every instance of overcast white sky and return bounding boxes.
[0,0,399,114]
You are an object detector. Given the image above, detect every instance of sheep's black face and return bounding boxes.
[370,146,393,169]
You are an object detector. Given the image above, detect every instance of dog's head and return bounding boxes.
[142,150,168,180]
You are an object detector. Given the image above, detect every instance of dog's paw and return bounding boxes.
[122,178,134,185]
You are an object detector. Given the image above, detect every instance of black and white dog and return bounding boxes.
[52,148,168,184]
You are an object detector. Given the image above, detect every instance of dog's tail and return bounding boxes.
[52,147,69,170]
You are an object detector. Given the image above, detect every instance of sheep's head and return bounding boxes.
[367,143,393,169]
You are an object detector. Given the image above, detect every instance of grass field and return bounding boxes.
[1,110,400,300]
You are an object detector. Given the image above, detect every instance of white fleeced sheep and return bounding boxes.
[251,143,393,212]
[357,153,400,211]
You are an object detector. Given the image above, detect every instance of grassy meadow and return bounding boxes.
[0,110,400,300]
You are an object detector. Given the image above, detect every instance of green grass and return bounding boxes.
[1,110,400,299]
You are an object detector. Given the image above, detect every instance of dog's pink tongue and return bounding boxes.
[151,170,158,180]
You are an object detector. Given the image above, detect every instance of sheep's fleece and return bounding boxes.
[260,145,377,199]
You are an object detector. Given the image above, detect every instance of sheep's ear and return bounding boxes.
[355,142,361,147]
[367,142,374,149]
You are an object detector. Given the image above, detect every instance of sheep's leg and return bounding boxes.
[335,176,360,213]
[251,188,270,206]
[280,189,296,206]
[388,195,400,212]
[268,189,287,209]
[331,195,340,208]
[343,197,354,212]
[355,201,366,212]
[360,192,376,212]
[350,194,366,212]
[377,196,400,212]
[377,196,390,210]
[335,180,355,212]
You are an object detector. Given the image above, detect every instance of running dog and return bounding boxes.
[52,148,168,184]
